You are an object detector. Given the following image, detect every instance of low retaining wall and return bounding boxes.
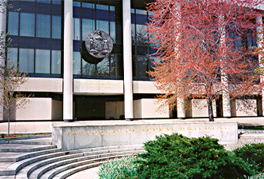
[52,121,238,151]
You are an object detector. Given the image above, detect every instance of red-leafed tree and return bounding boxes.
[147,0,264,121]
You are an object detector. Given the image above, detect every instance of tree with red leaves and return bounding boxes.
[147,0,264,121]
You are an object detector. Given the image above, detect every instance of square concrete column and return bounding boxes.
[219,15,231,118]
[63,0,73,121]
[257,14,264,116]
[0,0,6,121]
[123,0,133,120]
[177,97,185,118]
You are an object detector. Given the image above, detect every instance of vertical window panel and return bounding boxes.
[110,21,116,42]
[97,57,110,76]
[73,18,81,40]
[96,20,109,33]
[52,50,61,74]
[20,13,35,37]
[7,48,18,67]
[19,48,34,73]
[35,49,50,73]
[8,12,19,35]
[82,60,95,76]
[52,16,61,39]
[73,52,81,75]
[82,19,95,40]
[36,14,51,38]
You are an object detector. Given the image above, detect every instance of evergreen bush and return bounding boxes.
[233,143,264,173]
[135,133,255,179]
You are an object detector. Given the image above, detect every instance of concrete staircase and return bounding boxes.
[0,136,144,179]
[1,133,264,179]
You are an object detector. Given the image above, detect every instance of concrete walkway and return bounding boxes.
[67,167,99,179]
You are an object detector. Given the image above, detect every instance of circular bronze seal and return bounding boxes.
[85,30,113,59]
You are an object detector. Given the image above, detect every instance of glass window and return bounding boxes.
[96,20,109,33]
[110,21,116,42]
[73,52,81,75]
[82,60,95,76]
[35,49,50,73]
[37,14,51,38]
[73,18,81,40]
[20,13,35,37]
[136,24,147,44]
[52,16,61,39]
[136,9,147,15]
[135,56,148,77]
[97,58,110,76]
[52,50,61,74]
[8,12,19,35]
[82,2,94,8]
[37,0,51,3]
[96,4,108,10]
[82,19,95,40]
[131,23,136,43]
[73,1,80,7]
[110,6,115,11]
[7,48,18,67]
[19,48,34,73]
[52,0,61,4]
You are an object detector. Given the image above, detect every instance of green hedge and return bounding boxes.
[234,143,264,173]
[135,133,255,179]
[98,134,264,179]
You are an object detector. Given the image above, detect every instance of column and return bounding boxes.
[63,0,73,121]
[123,0,133,120]
[177,97,185,119]
[257,14,264,116]
[219,15,231,118]
[0,0,6,121]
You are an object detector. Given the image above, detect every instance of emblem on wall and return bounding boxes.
[85,30,113,59]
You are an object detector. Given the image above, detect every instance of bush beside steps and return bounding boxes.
[99,133,264,179]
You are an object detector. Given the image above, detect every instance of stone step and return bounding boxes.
[8,137,52,145]
[0,148,61,162]
[0,144,56,152]
[13,145,143,178]
[52,154,137,179]
[0,149,68,176]
[0,135,52,143]
[37,150,144,179]
[238,134,264,144]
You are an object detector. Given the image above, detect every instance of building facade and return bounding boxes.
[0,0,264,121]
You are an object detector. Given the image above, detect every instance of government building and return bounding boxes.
[0,0,263,122]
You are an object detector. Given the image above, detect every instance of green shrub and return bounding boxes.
[98,155,139,179]
[135,133,255,179]
[233,143,264,173]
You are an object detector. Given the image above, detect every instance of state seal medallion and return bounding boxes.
[85,30,113,59]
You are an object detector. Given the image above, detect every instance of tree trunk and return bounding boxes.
[7,108,10,136]
[207,96,214,122]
